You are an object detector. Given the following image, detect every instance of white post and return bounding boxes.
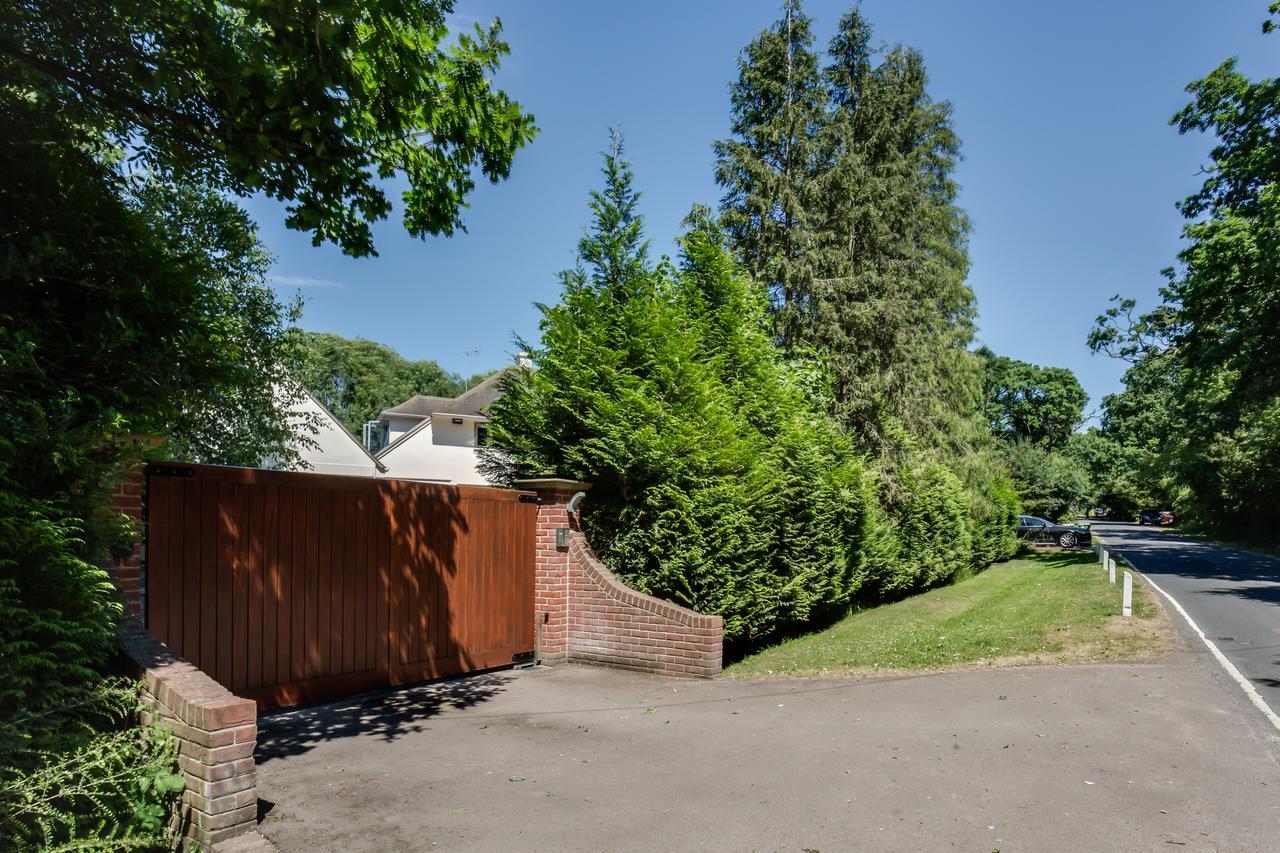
[1101,548,1108,568]
[1122,571,1133,617]
[1108,558,1116,584]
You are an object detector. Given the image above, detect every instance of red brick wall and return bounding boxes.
[566,533,722,677]
[516,479,723,678]
[120,620,259,850]
[530,485,575,664]
[108,466,145,618]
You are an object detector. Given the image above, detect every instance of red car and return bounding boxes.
[1139,509,1175,525]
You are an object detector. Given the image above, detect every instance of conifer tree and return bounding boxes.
[714,0,826,350]
[486,135,881,643]
[717,4,980,457]
[714,2,1017,573]
[814,10,977,457]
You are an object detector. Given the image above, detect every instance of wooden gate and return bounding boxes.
[144,463,537,709]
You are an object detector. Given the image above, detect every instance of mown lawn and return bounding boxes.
[726,550,1171,678]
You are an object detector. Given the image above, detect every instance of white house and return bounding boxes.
[265,387,387,477]
[373,370,509,485]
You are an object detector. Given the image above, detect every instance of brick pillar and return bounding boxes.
[514,478,592,665]
[120,621,260,850]
[108,464,146,618]
[105,437,162,619]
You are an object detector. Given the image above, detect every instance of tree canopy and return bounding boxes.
[1088,5,1280,537]
[1,2,534,843]
[717,5,978,460]
[1,0,536,256]
[713,0,825,351]
[976,347,1088,449]
[486,133,1017,645]
[290,331,463,433]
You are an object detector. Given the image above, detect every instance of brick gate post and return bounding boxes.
[105,437,163,618]
[513,478,592,665]
[107,464,146,618]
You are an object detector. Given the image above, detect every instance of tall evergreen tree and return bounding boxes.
[486,136,883,643]
[813,10,977,457]
[713,2,1017,568]
[716,4,980,460]
[714,0,826,350]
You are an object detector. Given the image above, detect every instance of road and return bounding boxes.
[257,662,1280,852]
[1092,521,1280,728]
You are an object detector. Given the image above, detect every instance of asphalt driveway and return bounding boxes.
[1093,521,1280,721]
[256,655,1280,852]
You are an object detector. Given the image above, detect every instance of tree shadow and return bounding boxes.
[1250,655,1280,691]
[255,670,511,764]
[1198,585,1280,607]
[1090,522,1280,586]
[1019,550,1099,569]
[143,464,536,713]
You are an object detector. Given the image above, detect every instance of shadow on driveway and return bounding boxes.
[255,663,1280,853]
[256,671,513,764]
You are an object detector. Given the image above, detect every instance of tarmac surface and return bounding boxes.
[1092,521,1280,724]
[257,652,1280,852]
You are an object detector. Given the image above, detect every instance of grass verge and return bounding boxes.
[726,551,1172,678]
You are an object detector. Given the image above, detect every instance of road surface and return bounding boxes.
[257,662,1280,852]
[1092,521,1280,727]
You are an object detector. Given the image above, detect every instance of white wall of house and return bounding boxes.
[265,391,381,477]
[383,413,423,443]
[431,414,485,448]
[375,417,491,485]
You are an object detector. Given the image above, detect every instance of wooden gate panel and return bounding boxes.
[146,464,535,710]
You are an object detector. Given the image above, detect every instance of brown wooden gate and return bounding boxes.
[144,463,537,709]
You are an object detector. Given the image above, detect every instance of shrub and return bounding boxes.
[485,139,882,643]
[0,482,181,849]
[0,681,183,851]
[487,135,1017,646]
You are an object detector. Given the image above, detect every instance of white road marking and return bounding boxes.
[1117,553,1280,735]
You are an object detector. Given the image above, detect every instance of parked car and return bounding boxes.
[1016,515,1093,548]
[1139,509,1175,525]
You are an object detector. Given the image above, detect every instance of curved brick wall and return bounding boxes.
[567,534,723,677]
[517,479,723,678]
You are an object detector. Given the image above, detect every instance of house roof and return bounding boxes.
[298,387,389,472]
[375,409,434,458]
[379,369,511,420]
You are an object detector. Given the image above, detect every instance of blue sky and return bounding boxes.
[244,1,1276,414]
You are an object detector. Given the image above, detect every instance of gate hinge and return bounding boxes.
[517,494,542,504]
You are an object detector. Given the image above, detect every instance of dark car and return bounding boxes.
[1016,515,1093,548]
[1139,509,1175,525]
